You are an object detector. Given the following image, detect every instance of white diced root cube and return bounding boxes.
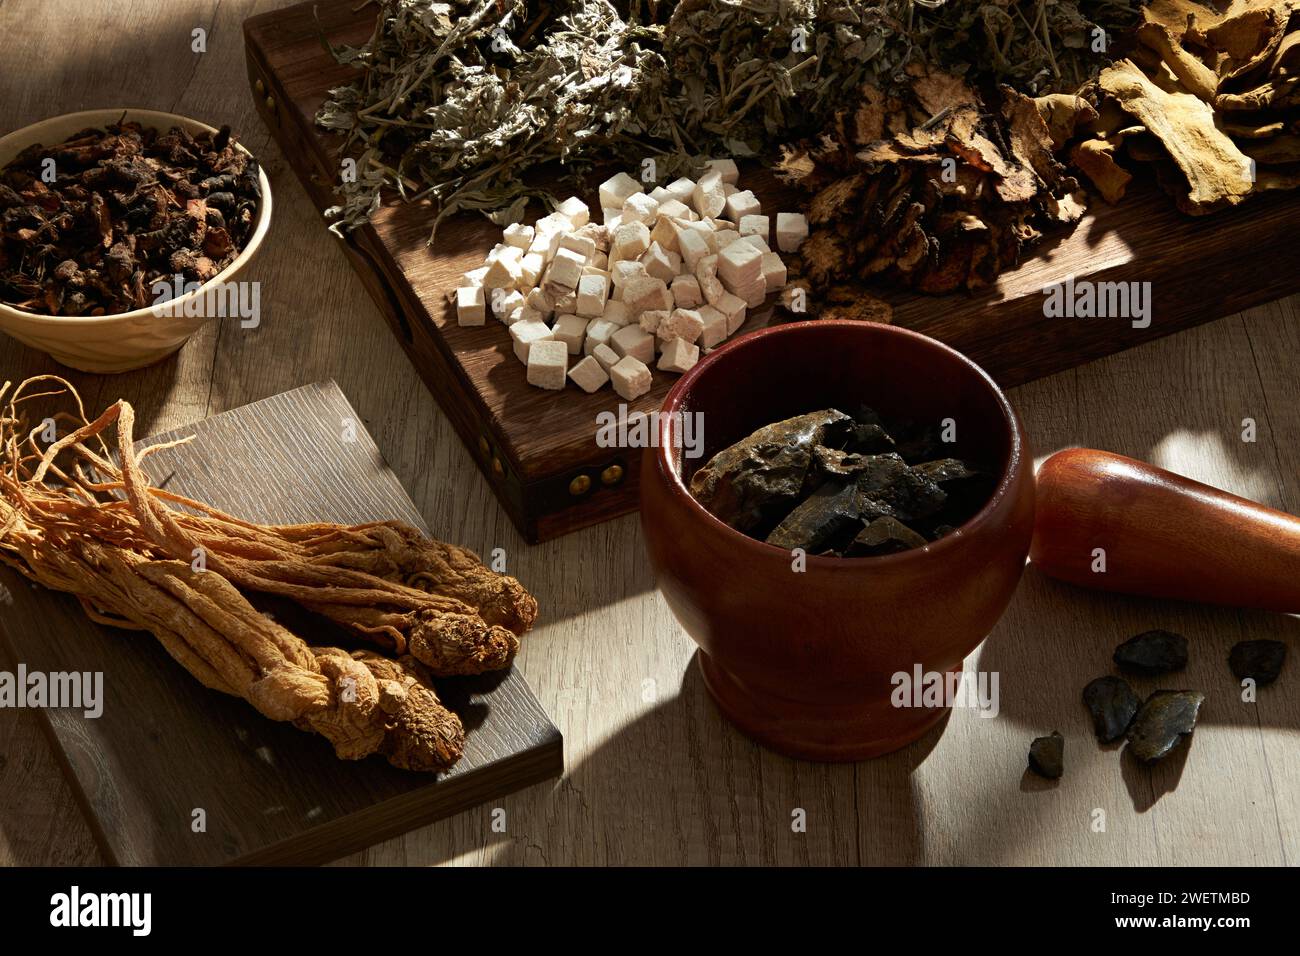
[659,308,704,345]
[611,324,655,365]
[456,285,486,326]
[511,320,554,364]
[602,299,632,326]
[623,275,673,314]
[592,342,621,372]
[738,214,769,242]
[715,292,747,335]
[568,355,609,393]
[718,241,762,290]
[761,252,787,290]
[559,232,596,262]
[610,356,652,401]
[576,274,608,317]
[656,198,691,222]
[740,234,769,253]
[649,216,680,253]
[724,189,761,222]
[776,212,809,253]
[692,170,727,218]
[641,242,678,282]
[639,309,669,335]
[599,172,643,211]
[623,192,659,225]
[706,158,740,184]
[658,336,700,374]
[713,229,741,249]
[546,248,586,290]
[664,177,696,203]
[610,259,648,289]
[483,245,524,288]
[460,265,488,287]
[585,318,620,353]
[738,274,767,308]
[553,290,577,314]
[552,313,588,354]
[503,222,534,249]
[491,288,524,318]
[520,252,545,287]
[612,221,651,260]
[670,274,703,309]
[648,185,672,203]
[676,227,711,272]
[602,207,623,231]
[557,196,590,229]
[698,305,728,349]
[527,340,569,390]
[525,287,554,318]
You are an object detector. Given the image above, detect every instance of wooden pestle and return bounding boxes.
[1030,448,1300,613]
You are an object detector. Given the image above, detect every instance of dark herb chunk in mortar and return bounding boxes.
[691,407,988,555]
[1114,629,1189,676]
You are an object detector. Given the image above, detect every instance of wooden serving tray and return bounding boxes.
[244,0,1300,542]
[0,381,561,866]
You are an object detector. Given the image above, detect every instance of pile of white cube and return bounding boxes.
[454,160,808,401]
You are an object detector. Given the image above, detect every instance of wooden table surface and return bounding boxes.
[2,0,1297,867]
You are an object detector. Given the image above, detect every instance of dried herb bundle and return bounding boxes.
[317,0,680,240]
[0,121,260,316]
[776,67,1087,307]
[0,376,538,772]
[316,0,1135,240]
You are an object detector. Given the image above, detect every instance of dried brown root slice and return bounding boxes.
[279,521,538,635]
[1099,59,1255,213]
[108,402,522,677]
[302,600,519,676]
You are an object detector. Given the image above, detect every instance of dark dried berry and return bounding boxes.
[1127,690,1204,763]
[1228,640,1286,686]
[1028,731,1064,779]
[1114,629,1188,676]
[1082,675,1140,742]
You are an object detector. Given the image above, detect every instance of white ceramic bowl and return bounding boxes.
[0,109,272,373]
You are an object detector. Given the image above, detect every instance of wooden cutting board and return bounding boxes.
[243,1,1300,543]
[0,381,561,866]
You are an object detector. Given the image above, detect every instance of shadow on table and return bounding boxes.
[466,658,948,866]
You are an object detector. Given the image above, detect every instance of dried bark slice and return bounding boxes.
[1099,59,1255,214]
[1126,690,1205,763]
[1082,675,1142,742]
[1228,639,1287,685]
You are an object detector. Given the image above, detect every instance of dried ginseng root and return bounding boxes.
[0,376,540,771]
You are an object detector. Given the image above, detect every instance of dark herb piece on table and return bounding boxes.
[1028,731,1065,779]
[1228,639,1287,686]
[0,120,259,316]
[1082,675,1141,743]
[1113,629,1188,676]
[1126,689,1204,764]
[689,406,991,555]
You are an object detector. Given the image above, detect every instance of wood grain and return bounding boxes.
[0,382,561,865]
[1,0,1298,868]
[244,0,1300,543]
